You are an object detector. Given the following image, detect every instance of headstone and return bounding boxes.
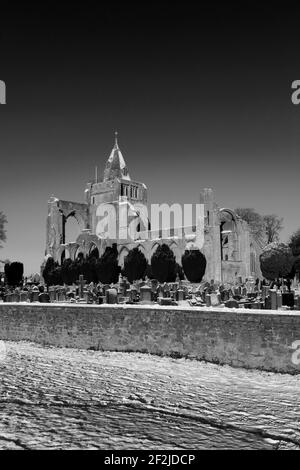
[276,292,282,310]
[282,292,294,308]
[39,292,50,303]
[31,291,39,302]
[76,274,87,299]
[20,291,29,302]
[210,293,220,307]
[177,289,184,301]
[233,286,241,296]
[269,290,277,310]
[57,289,67,303]
[48,287,56,303]
[11,292,20,302]
[294,295,300,311]
[261,286,270,301]
[205,293,211,307]
[4,293,12,302]
[140,285,152,304]
[265,296,271,310]
[106,288,118,304]
[158,297,178,306]
[241,286,247,297]
[225,299,239,308]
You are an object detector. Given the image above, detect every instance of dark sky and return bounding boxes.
[1,2,300,274]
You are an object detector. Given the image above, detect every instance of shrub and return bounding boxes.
[259,242,295,281]
[95,243,120,284]
[290,228,300,257]
[122,247,147,282]
[150,244,177,283]
[181,249,206,282]
[4,261,24,286]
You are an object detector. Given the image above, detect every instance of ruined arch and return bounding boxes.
[118,246,130,268]
[75,247,84,260]
[168,241,181,264]
[150,243,160,261]
[219,208,240,262]
[88,242,99,259]
[63,212,82,244]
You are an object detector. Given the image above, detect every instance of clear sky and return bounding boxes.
[0,3,300,274]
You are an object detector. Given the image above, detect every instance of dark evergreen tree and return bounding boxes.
[150,244,177,283]
[4,261,24,286]
[181,249,206,283]
[96,243,120,284]
[122,247,147,282]
[290,228,300,257]
[43,256,63,286]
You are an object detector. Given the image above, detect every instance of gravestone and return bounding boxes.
[269,290,277,310]
[282,292,294,308]
[210,293,220,307]
[265,296,271,310]
[177,289,184,301]
[57,289,67,302]
[20,291,29,302]
[31,290,39,302]
[48,287,57,303]
[106,288,118,304]
[39,292,50,303]
[4,293,12,302]
[261,286,270,301]
[140,285,152,304]
[87,291,95,304]
[276,292,282,310]
[225,298,239,308]
[241,286,247,297]
[294,295,300,310]
[205,293,211,307]
[11,292,20,302]
[77,275,87,299]
[158,297,178,306]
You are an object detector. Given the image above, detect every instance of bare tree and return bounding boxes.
[263,214,283,244]
[235,208,265,239]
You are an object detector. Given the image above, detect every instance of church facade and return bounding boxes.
[45,135,263,282]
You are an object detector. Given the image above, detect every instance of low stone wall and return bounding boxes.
[0,303,300,374]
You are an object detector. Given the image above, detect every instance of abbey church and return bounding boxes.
[45,135,263,282]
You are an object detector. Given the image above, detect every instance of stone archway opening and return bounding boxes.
[220,210,240,262]
[64,212,82,244]
[89,243,99,259]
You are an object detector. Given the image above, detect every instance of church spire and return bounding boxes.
[103,132,131,182]
[114,130,119,149]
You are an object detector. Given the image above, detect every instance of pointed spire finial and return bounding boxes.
[114,130,118,148]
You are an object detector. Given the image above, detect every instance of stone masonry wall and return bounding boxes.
[0,303,299,374]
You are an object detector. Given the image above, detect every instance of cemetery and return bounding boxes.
[1,273,300,312]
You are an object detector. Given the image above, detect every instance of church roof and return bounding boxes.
[103,132,131,182]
